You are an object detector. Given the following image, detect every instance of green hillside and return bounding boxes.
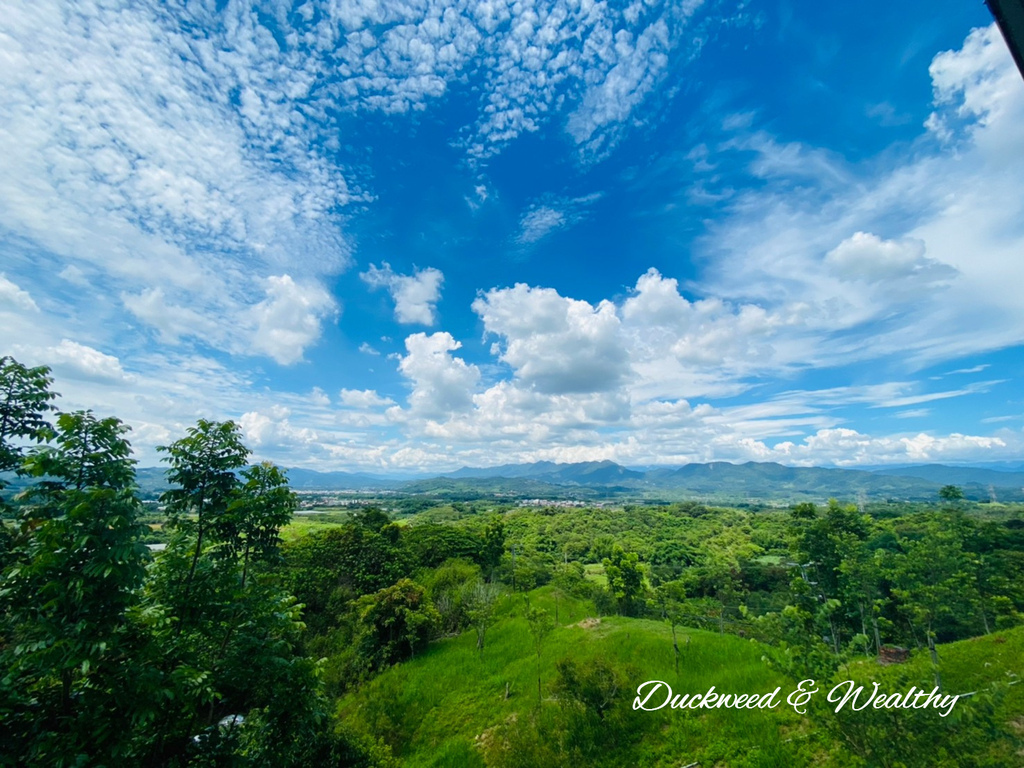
[338,586,1024,767]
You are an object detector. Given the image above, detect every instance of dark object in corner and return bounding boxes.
[878,645,910,665]
[987,0,1024,80]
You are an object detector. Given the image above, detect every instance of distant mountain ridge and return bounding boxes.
[446,459,644,485]
[9,460,1020,502]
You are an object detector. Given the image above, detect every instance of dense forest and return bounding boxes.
[2,355,1023,767]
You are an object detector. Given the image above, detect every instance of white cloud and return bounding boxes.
[515,193,602,245]
[690,24,1024,371]
[473,283,629,395]
[240,406,319,449]
[395,332,481,420]
[339,388,396,409]
[770,428,1011,467]
[824,232,953,284]
[276,0,716,159]
[359,342,381,356]
[948,364,990,375]
[516,207,566,244]
[46,339,129,382]
[895,409,930,419]
[361,262,444,325]
[250,275,338,365]
[57,265,90,287]
[0,274,38,312]
[122,287,224,345]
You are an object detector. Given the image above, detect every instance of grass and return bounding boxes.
[582,562,607,586]
[338,586,807,767]
[336,585,1024,767]
[279,515,349,541]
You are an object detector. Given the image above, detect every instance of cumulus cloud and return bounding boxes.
[395,332,481,420]
[0,274,38,312]
[46,339,129,382]
[361,262,444,325]
[250,275,337,365]
[473,283,629,395]
[240,406,319,449]
[359,342,381,356]
[824,232,953,284]
[770,428,1010,467]
[339,389,396,409]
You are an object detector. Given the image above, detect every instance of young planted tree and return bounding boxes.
[526,607,553,705]
[466,579,500,656]
[655,580,688,674]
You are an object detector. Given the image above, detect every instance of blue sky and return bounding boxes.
[1,0,1023,472]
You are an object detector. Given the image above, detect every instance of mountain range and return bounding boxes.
[7,460,1023,503]
[294,460,1024,502]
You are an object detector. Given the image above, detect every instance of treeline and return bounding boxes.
[431,498,1024,673]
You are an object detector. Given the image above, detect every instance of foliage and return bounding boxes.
[1,410,147,766]
[0,356,57,486]
[355,579,440,672]
[939,484,965,503]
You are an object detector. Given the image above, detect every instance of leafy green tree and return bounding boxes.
[0,356,57,508]
[138,422,332,766]
[0,410,147,765]
[424,558,482,634]
[466,580,500,656]
[355,579,439,671]
[352,506,392,533]
[939,484,965,504]
[158,419,249,620]
[884,521,977,688]
[403,523,483,569]
[480,517,506,581]
[602,545,644,616]
[552,657,623,721]
[216,462,296,587]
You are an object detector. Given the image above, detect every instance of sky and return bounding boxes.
[1,0,1023,473]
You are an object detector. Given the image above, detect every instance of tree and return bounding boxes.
[939,485,965,504]
[884,522,976,689]
[480,517,506,581]
[602,545,644,616]
[526,607,552,705]
[158,419,249,620]
[355,579,439,671]
[655,580,688,673]
[465,580,500,656]
[552,657,623,721]
[217,462,297,587]
[0,410,148,765]
[0,356,57,506]
[352,505,391,533]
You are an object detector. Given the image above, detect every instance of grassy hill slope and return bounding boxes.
[337,587,1024,768]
